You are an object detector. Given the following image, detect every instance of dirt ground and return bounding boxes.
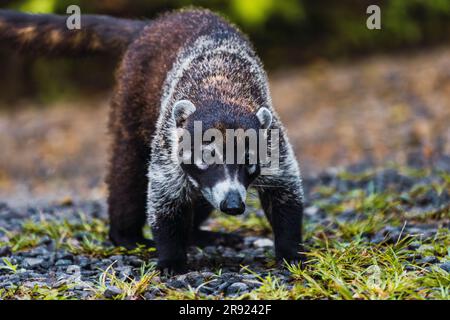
[1,47,450,205]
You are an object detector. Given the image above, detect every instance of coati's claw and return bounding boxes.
[277,252,306,269]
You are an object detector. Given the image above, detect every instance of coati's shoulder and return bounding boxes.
[111,8,258,143]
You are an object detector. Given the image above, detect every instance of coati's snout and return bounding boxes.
[220,190,245,215]
[182,163,252,215]
[173,99,274,215]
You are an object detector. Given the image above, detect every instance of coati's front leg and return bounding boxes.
[191,199,243,247]
[151,205,192,274]
[256,175,304,264]
[147,168,192,274]
[107,135,154,249]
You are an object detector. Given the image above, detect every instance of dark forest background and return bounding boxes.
[1,0,450,104]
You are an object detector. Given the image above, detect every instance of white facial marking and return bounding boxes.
[201,167,246,209]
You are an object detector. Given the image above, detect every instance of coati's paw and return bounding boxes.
[109,232,155,250]
[157,258,188,275]
[191,230,243,248]
[276,250,306,268]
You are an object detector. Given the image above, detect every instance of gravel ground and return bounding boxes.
[0,153,448,300]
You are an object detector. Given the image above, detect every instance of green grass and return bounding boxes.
[0,166,448,300]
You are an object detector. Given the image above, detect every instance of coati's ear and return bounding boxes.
[172,100,196,127]
[256,107,272,129]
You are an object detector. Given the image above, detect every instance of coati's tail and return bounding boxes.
[0,10,146,55]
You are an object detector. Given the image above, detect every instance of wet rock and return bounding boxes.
[185,271,205,287]
[22,257,44,269]
[66,265,81,275]
[103,286,123,298]
[166,278,188,289]
[55,259,72,267]
[438,262,450,273]
[203,246,218,255]
[117,266,133,280]
[0,246,12,256]
[56,251,73,261]
[226,282,249,296]
[220,272,242,283]
[304,206,319,217]
[416,256,439,265]
[126,256,143,267]
[25,247,49,257]
[76,256,91,268]
[253,238,273,248]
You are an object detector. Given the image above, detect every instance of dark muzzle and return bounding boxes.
[220,191,245,215]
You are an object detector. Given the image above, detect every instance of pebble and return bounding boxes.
[226,282,249,295]
[103,286,123,298]
[22,257,44,269]
[0,246,12,256]
[55,259,72,267]
[253,238,274,248]
[438,262,450,273]
[66,265,81,275]
[416,256,439,265]
[166,278,188,289]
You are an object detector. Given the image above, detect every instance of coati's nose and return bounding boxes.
[220,191,245,215]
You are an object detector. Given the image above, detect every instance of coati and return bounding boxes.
[0,8,304,273]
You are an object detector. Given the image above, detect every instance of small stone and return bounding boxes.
[104,286,123,298]
[185,272,205,287]
[127,256,143,267]
[217,282,230,292]
[404,265,416,271]
[166,278,187,289]
[304,206,319,216]
[66,265,81,275]
[416,256,439,265]
[226,282,249,295]
[117,266,133,280]
[0,246,12,256]
[220,272,242,283]
[26,247,48,257]
[56,251,73,261]
[203,246,218,255]
[55,259,72,267]
[253,238,274,248]
[22,257,44,269]
[201,272,215,280]
[143,291,156,300]
[110,255,123,262]
[438,262,450,273]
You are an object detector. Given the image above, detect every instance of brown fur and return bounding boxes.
[106,9,240,246]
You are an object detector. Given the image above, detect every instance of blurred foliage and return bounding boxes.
[1,0,450,103]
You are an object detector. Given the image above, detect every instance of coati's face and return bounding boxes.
[172,100,273,216]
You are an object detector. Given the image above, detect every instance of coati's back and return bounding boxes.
[111,9,260,147]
